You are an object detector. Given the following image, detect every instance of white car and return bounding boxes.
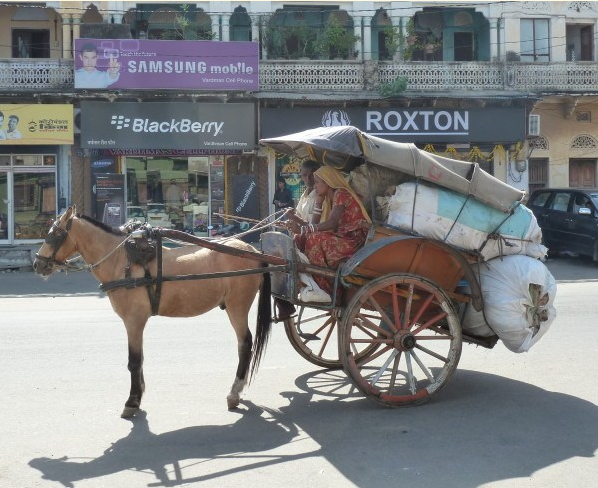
[146,203,172,228]
[126,206,146,223]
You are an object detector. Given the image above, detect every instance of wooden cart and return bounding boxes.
[256,125,527,407]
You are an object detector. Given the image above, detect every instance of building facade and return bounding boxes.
[0,1,597,263]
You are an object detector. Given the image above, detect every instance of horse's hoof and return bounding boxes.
[227,397,240,410]
[121,406,139,418]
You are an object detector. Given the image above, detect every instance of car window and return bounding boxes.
[548,192,571,212]
[530,191,551,208]
[572,193,592,214]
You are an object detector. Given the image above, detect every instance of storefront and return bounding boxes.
[80,101,258,235]
[0,104,73,245]
[261,104,529,202]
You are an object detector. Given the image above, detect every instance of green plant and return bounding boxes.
[382,24,403,60]
[316,16,360,59]
[378,76,408,97]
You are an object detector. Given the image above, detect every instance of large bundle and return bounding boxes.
[462,255,557,353]
[386,181,547,261]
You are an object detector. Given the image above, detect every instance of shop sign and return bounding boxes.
[261,107,526,143]
[74,39,259,91]
[0,104,73,145]
[80,102,255,150]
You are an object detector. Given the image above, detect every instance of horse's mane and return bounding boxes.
[78,214,126,236]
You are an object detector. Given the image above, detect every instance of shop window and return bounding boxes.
[13,173,56,240]
[12,29,50,58]
[125,156,211,235]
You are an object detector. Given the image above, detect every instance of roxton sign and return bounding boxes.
[366,110,469,135]
[261,107,525,143]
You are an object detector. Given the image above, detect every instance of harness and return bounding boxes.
[34,218,73,268]
[100,224,164,316]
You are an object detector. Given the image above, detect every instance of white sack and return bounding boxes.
[386,182,547,261]
[462,255,557,353]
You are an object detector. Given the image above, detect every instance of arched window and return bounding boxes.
[81,3,104,23]
[571,134,598,149]
[372,8,392,61]
[230,6,251,42]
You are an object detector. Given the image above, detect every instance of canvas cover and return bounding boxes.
[260,125,525,213]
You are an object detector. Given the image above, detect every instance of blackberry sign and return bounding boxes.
[81,102,255,150]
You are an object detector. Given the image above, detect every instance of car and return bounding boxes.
[126,206,146,223]
[528,188,598,260]
[146,203,172,228]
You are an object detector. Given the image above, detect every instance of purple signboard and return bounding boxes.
[74,38,259,91]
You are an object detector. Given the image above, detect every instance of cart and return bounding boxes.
[255,125,527,407]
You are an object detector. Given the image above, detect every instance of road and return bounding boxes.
[0,256,597,488]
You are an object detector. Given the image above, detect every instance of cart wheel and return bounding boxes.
[284,307,380,369]
[284,308,343,369]
[340,274,462,407]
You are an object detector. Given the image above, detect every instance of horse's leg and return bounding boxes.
[121,317,147,418]
[224,305,253,410]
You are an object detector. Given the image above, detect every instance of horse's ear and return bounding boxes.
[63,205,76,220]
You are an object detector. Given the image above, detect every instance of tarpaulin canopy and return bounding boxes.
[260,125,524,213]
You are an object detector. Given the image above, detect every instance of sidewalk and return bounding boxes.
[0,254,596,298]
[0,269,102,297]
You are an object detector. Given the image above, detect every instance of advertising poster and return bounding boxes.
[0,104,73,145]
[80,101,256,151]
[93,173,125,226]
[232,174,259,242]
[74,38,259,91]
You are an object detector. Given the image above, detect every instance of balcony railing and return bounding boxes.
[0,59,73,90]
[2,58,598,93]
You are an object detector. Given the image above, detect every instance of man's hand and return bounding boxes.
[108,57,120,78]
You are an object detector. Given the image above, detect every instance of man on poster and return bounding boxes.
[6,115,21,139]
[75,42,120,89]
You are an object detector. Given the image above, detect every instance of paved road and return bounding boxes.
[0,257,597,488]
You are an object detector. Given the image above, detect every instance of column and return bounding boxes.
[72,14,81,45]
[362,17,371,61]
[61,14,72,59]
[212,16,221,41]
[221,15,230,42]
[251,15,259,43]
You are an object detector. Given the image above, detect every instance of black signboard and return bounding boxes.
[261,107,526,144]
[81,102,256,150]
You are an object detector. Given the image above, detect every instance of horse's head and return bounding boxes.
[33,205,78,277]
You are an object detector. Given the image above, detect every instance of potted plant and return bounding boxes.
[316,15,360,59]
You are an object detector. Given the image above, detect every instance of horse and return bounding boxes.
[33,205,272,418]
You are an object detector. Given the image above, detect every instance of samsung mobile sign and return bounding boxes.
[80,102,255,150]
[74,38,259,91]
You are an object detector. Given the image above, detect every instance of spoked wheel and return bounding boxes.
[340,274,462,407]
[284,308,343,369]
[284,306,379,369]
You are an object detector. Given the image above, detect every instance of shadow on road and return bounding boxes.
[29,369,598,488]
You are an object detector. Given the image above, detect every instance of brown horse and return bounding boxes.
[33,206,272,418]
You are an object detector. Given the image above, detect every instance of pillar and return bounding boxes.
[61,14,72,58]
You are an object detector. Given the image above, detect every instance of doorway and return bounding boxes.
[569,159,596,187]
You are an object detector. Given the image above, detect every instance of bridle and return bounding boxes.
[35,217,74,269]
[36,215,129,272]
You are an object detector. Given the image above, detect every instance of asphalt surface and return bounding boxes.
[1,255,597,488]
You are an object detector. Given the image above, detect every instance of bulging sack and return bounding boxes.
[462,255,557,353]
[386,182,547,261]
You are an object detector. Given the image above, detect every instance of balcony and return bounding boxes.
[1,58,598,94]
[0,59,73,91]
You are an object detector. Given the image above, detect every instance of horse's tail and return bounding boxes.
[250,264,272,381]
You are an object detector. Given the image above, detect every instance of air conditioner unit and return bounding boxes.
[528,114,541,137]
[73,107,81,134]
[242,149,256,155]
